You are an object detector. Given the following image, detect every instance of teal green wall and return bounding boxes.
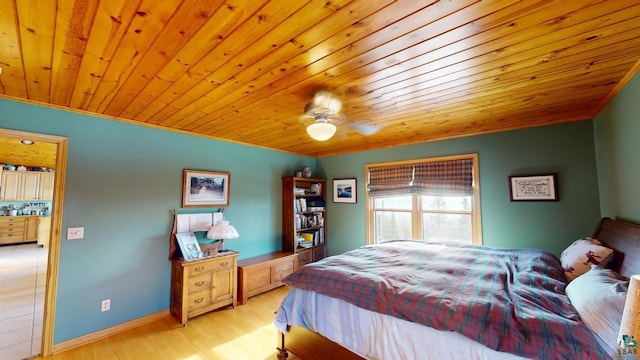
[0,98,315,343]
[593,73,640,224]
[319,121,602,257]
[0,94,609,345]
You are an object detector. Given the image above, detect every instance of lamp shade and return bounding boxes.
[207,220,239,240]
[306,121,337,141]
[618,274,640,352]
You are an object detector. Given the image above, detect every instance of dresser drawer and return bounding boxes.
[187,289,212,311]
[187,273,212,294]
[0,217,24,224]
[186,257,233,276]
[296,250,312,269]
[0,220,25,230]
[0,229,24,237]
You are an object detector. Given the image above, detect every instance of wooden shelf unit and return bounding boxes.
[282,177,327,269]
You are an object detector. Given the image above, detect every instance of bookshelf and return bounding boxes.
[282,176,327,269]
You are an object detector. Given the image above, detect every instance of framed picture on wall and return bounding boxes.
[182,169,230,207]
[333,178,357,204]
[509,174,558,201]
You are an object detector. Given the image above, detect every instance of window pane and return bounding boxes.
[374,211,412,242]
[374,196,412,210]
[421,195,472,211]
[422,213,472,243]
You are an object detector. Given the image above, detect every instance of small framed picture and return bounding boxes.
[175,232,202,260]
[509,174,558,201]
[182,169,230,207]
[333,178,357,204]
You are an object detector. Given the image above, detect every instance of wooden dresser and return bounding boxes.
[237,252,297,305]
[0,216,39,245]
[170,251,239,325]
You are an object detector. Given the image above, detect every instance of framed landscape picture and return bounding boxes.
[333,178,357,204]
[182,169,230,207]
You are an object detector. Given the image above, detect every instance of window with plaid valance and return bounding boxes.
[368,158,474,197]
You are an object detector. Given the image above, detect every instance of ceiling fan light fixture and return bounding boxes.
[312,91,342,114]
[306,121,337,141]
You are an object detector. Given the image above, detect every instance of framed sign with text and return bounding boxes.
[509,174,558,201]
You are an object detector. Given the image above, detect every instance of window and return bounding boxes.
[366,154,481,245]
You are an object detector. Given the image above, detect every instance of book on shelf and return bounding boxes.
[300,229,319,246]
[295,198,307,213]
[297,233,314,248]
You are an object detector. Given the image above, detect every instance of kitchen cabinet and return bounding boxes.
[0,170,53,201]
[38,216,51,248]
[20,172,40,201]
[0,216,40,245]
[1,171,22,200]
[38,172,54,200]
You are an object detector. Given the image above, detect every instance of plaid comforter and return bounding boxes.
[283,240,607,359]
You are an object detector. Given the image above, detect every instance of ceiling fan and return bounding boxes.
[301,90,381,141]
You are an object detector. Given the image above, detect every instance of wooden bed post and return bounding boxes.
[277,331,288,360]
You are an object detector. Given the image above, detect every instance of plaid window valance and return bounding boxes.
[368,158,473,197]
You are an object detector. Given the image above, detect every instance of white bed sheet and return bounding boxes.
[275,288,529,360]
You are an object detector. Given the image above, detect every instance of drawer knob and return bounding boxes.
[220,261,228,267]
[195,281,205,286]
[194,298,204,303]
[195,266,205,271]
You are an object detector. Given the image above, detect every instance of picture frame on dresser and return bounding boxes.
[175,232,201,260]
[182,169,230,207]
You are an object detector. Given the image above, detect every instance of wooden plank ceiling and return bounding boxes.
[1,0,640,158]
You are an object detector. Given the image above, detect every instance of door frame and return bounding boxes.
[0,128,67,357]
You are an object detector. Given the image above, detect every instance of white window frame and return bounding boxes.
[365,153,482,245]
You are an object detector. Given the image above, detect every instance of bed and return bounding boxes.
[274,217,640,360]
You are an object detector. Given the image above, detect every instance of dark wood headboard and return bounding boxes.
[592,217,640,277]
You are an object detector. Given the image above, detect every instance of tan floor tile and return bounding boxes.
[0,244,46,358]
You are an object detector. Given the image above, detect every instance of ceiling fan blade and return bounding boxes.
[349,123,382,136]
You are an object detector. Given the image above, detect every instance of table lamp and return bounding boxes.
[207,220,239,252]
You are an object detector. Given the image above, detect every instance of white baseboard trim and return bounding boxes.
[51,310,171,354]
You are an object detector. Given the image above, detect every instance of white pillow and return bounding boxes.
[560,237,614,281]
[566,265,628,356]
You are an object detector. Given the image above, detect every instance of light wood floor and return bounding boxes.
[34,286,301,360]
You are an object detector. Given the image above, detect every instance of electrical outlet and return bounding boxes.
[101,299,111,312]
[67,227,84,240]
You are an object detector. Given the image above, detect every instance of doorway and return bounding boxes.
[0,128,67,358]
